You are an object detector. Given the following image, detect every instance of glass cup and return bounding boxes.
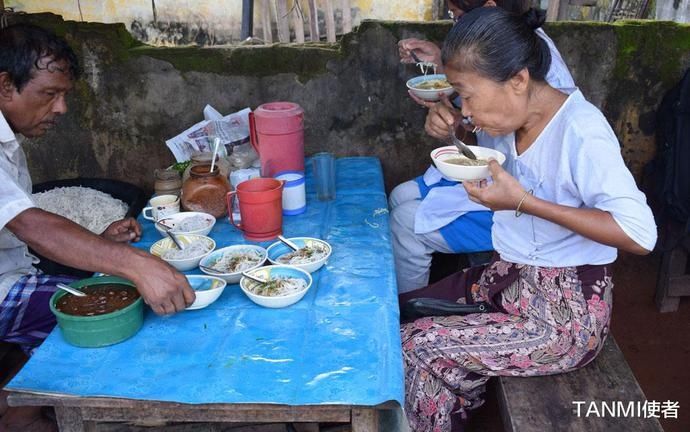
[312,152,336,201]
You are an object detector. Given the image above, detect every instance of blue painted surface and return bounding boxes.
[7,157,404,406]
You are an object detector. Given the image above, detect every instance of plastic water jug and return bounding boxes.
[249,102,304,178]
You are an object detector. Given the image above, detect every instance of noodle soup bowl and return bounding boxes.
[199,245,268,283]
[185,275,227,310]
[406,74,454,102]
[149,234,215,271]
[266,237,331,273]
[240,265,312,308]
[154,211,216,237]
[431,145,506,181]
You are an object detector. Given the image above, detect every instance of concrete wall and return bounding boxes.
[5,0,439,46]
[9,13,690,194]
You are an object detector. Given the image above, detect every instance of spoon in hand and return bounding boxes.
[56,282,87,297]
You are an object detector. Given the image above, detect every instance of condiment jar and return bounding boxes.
[182,151,231,183]
[154,169,183,197]
[181,164,232,218]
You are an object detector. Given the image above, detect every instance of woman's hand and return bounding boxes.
[101,217,142,243]
[398,38,442,66]
[425,96,462,140]
[463,160,526,211]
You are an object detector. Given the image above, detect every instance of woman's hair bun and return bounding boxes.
[522,7,546,30]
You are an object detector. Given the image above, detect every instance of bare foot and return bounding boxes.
[0,406,57,432]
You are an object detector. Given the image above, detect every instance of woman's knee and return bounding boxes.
[389,181,421,208]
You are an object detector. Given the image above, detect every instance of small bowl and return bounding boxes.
[406,74,454,102]
[199,245,268,283]
[266,237,331,273]
[431,145,507,181]
[149,234,215,271]
[240,265,312,308]
[185,275,227,310]
[154,211,216,237]
[49,276,144,348]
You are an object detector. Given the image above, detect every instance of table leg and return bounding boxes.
[352,408,379,432]
[55,406,96,432]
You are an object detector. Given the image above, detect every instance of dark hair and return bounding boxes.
[0,24,80,92]
[448,0,529,15]
[441,7,551,83]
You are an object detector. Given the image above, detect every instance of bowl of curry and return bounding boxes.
[49,276,144,348]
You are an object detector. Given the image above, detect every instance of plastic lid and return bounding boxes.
[254,102,304,118]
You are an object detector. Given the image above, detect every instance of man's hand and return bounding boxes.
[130,253,196,315]
[463,160,526,211]
[101,217,142,243]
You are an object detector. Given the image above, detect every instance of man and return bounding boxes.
[0,23,195,431]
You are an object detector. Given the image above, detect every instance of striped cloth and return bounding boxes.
[0,272,78,355]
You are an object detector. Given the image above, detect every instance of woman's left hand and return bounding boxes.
[463,160,526,211]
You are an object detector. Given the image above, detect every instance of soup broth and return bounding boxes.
[445,157,488,166]
[56,284,139,316]
[415,79,450,90]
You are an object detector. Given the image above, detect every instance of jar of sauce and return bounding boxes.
[181,164,232,218]
[154,169,182,197]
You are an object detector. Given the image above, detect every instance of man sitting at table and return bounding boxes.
[0,23,195,431]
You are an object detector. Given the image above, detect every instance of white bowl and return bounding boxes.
[154,211,216,237]
[149,234,215,271]
[266,237,331,273]
[185,275,227,310]
[198,245,268,284]
[406,74,454,102]
[431,145,506,181]
[240,265,312,308]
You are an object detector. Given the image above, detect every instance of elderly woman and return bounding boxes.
[400,7,656,432]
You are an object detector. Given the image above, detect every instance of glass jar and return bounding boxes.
[154,169,182,197]
[181,164,232,218]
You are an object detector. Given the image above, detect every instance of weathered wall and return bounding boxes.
[10,13,690,194]
[5,0,438,46]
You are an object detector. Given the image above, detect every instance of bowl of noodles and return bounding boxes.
[198,245,268,283]
[266,237,331,273]
[431,145,506,181]
[240,265,313,308]
[149,234,215,271]
[154,211,216,237]
[406,74,454,102]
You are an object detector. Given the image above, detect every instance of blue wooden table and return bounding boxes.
[6,157,403,431]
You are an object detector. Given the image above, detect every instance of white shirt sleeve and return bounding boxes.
[0,166,34,232]
[568,112,657,251]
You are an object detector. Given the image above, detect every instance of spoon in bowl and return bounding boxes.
[242,271,268,285]
[277,235,300,252]
[448,126,478,160]
[166,230,185,250]
[56,282,87,297]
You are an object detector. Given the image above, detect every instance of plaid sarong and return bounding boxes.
[0,272,78,355]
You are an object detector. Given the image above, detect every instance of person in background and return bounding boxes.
[399,8,656,431]
[0,23,195,431]
[390,0,575,294]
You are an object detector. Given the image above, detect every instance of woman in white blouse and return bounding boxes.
[400,7,656,432]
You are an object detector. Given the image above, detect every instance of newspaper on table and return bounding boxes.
[165,106,252,163]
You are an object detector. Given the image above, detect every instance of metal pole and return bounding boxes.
[241,0,254,40]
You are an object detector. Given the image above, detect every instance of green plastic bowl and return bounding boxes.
[49,276,144,348]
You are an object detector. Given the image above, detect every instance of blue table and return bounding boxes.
[6,157,404,431]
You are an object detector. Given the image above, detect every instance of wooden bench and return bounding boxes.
[497,336,664,432]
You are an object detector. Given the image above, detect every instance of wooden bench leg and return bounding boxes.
[55,406,96,432]
[656,247,683,312]
[352,408,379,432]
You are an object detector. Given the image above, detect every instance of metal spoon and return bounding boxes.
[199,264,225,274]
[242,271,268,284]
[56,282,87,297]
[448,126,478,160]
[277,235,300,251]
[166,230,185,250]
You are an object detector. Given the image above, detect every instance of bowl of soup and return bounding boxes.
[149,234,216,271]
[431,145,506,181]
[240,265,312,308]
[49,276,144,347]
[406,74,454,102]
[198,245,268,283]
[266,237,331,273]
[154,211,216,237]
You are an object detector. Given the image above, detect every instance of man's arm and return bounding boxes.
[7,208,195,315]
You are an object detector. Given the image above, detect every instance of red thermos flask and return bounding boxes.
[249,102,305,178]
